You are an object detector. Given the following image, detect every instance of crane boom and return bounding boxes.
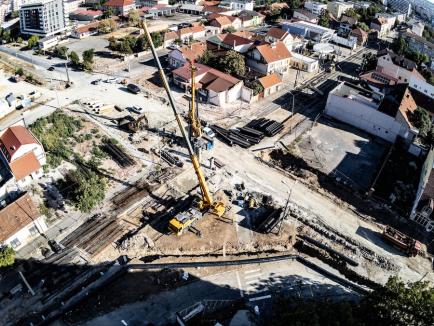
[139,20,224,216]
[188,60,202,139]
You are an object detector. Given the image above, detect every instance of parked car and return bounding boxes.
[29,90,42,100]
[47,66,55,71]
[127,83,141,94]
[91,79,102,85]
[128,106,144,114]
[105,77,117,83]
[114,105,123,112]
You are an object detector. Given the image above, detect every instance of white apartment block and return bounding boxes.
[219,0,254,11]
[327,1,354,19]
[19,0,68,36]
[304,1,327,16]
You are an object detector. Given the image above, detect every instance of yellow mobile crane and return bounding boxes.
[139,21,225,235]
[188,60,202,140]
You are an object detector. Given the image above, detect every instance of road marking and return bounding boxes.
[244,269,261,274]
[235,271,244,298]
[244,273,262,279]
[249,295,272,302]
[251,288,269,294]
[246,279,260,285]
[121,320,128,326]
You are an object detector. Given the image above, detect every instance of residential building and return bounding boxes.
[103,0,135,15]
[172,63,244,106]
[376,49,425,84]
[412,22,424,37]
[348,1,371,10]
[246,41,291,75]
[178,3,204,15]
[331,34,357,49]
[370,17,391,38]
[207,33,253,54]
[281,20,335,43]
[0,192,47,250]
[69,9,103,21]
[258,73,283,97]
[163,25,205,47]
[63,0,83,14]
[265,27,294,51]
[37,34,60,49]
[0,3,8,25]
[401,31,434,59]
[386,0,411,16]
[327,1,354,19]
[0,124,46,187]
[374,12,397,27]
[209,14,241,32]
[218,0,254,11]
[293,9,318,24]
[350,28,368,46]
[324,82,418,144]
[168,42,206,69]
[238,10,265,28]
[339,15,357,34]
[290,52,319,72]
[137,0,168,6]
[143,5,177,18]
[19,0,68,37]
[10,0,35,12]
[304,1,327,16]
[71,21,99,38]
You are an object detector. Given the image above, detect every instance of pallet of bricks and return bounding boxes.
[210,118,283,148]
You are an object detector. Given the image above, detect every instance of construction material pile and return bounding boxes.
[210,118,283,148]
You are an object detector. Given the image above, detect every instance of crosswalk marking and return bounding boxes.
[244,268,261,274]
[235,271,244,298]
[249,294,272,302]
[246,279,259,285]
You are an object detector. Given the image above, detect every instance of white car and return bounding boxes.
[105,77,117,83]
[129,106,144,114]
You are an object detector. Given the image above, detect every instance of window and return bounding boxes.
[10,238,21,249]
[29,225,38,236]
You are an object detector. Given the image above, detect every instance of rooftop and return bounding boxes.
[255,41,291,63]
[266,27,288,40]
[377,49,418,71]
[259,73,282,89]
[0,193,39,243]
[331,82,381,109]
[0,125,39,161]
[104,0,134,7]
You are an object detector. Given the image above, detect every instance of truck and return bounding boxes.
[168,208,203,236]
[382,226,421,257]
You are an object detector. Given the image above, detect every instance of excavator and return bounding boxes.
[139,20,225,235]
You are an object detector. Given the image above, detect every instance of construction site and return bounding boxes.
[1,20,434,326]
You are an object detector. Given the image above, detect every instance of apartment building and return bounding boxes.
[304,1,327,16]
[19,0,68,37]
[327,1,353,19]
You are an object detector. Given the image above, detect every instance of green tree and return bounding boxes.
[54,46,69,59]
[99,18,117,33]
[27,35,39,49]
[355,22,369,31]
[225,26,236,33]
[102,7,113,19]
[410,107,432,138]
[83,48,95,64]
[108,36,117,50]
[247,80,264,95]
[198,50,218,67]
[16,36,23,44]
[151,31,163,48]
[0,245,15,268]
[318,10,330,28]
[392,37,408,55]
[218,50,246,77]
[69,51,80,67]
[120,38,133,54]
[345,8,358,18]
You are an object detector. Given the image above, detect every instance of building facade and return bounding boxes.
[304,1,327,16]
[327,1,354,19]
[19,0,68,37]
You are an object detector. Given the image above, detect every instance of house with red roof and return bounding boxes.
[172,63,244,106]
[69,9,103,21]
[0,124,46,187]
[246,41,292,75]
[168,42,207,68]
[209,14,241,32]
[206,33,254,54]
[103,0,136,15]
[163,25,206,47]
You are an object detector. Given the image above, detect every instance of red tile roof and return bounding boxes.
[0,193,39,242]
[179,42,207,62]
[259,73,282,89]
[104,0,134,7]
[266,27,288,40]
[212,16,233,27]
[75,21,100,34]
[219,33,252,46]
[72,9,103,16]
[255,41,291,63]
[9,151,41,181]
[0,126,38,161]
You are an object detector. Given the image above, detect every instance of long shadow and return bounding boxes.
[1,256,360,326]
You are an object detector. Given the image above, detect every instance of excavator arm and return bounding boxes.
[139,20,224,217]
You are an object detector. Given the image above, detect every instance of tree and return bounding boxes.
[54,46,68,59]
[355,22,369,31]
[0,245,15,268]
[83,48,95,64]
[318,10,330,28]
[218,50,246,77]
[247,80,264,96]
[225,26,236,33]
[410,107,432,138]
[151,31,163,48]
[119,38,133,54]
[344,8,358,18]
[108,36,117,50]
[392,37,408,55]
[361,52,377,72]
[198,50,217,67]
[16,36,23,44]
[99,18,117,33]
[128,9,140,26]
[27,35,39,49]
[69,51,80,67]
[102,8,113,19]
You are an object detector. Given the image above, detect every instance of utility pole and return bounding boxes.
[64,61,70,85]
